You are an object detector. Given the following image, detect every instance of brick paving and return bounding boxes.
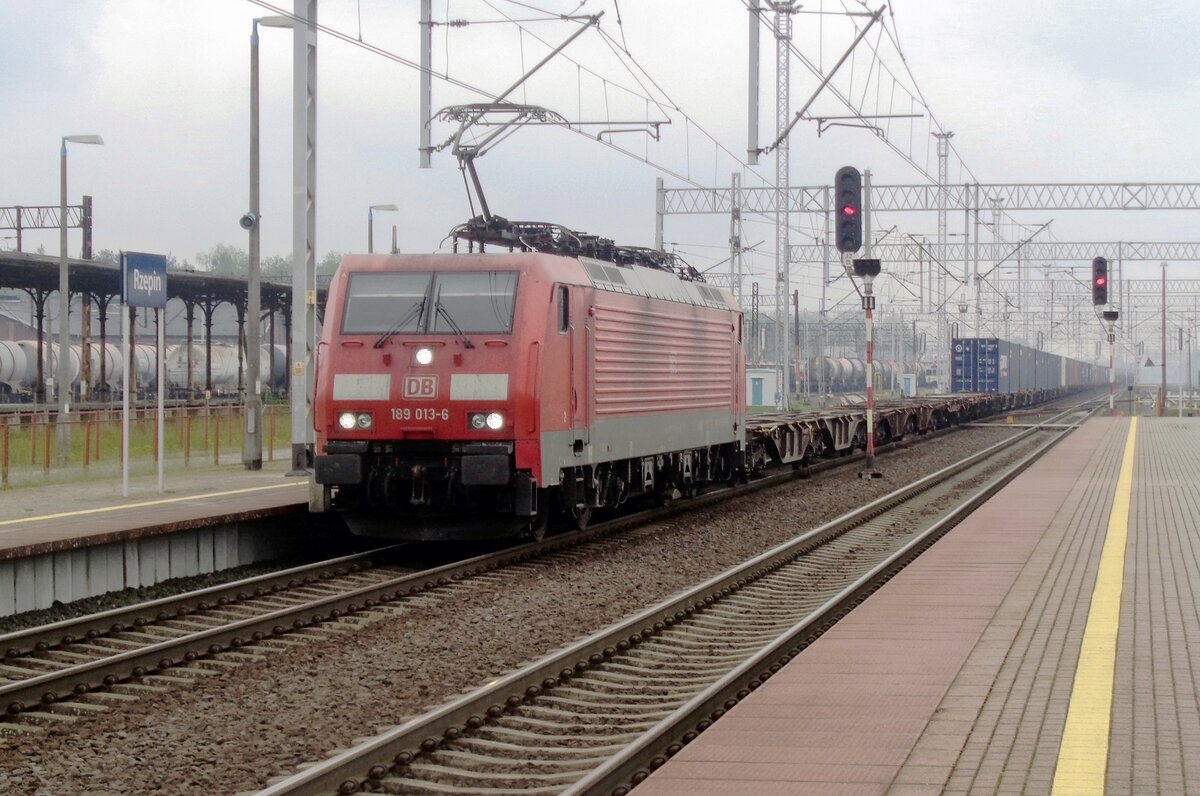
[642,417,1200,795]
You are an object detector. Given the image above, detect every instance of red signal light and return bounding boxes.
[1095,276,1107,286]
[841,205,857,217]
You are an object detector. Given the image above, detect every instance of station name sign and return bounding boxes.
[120,251,168,309]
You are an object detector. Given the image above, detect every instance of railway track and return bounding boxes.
[250,403,1093,795]
[0,397,1038,733]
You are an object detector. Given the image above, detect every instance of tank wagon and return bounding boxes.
[794,356,932,393]
[311,219,1094,542]
[0,340,289,402]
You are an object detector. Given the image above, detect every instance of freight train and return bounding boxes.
[950,338,1101,393]
[0,340,288,401]
[310,218,1095,542]
[793,356,935,393]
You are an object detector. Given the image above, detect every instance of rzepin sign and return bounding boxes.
[403,375,438,399]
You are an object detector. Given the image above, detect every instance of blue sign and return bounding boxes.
[121,251,168,308]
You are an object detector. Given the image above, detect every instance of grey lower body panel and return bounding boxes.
[540,410,740,485]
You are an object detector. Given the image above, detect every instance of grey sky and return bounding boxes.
[2,0,1197,303]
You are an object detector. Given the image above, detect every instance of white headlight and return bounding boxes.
[415,347,434,365]
[469,413,487,430]
[338,412,357,430]
[356,413,373,429]
[485,412,504,430]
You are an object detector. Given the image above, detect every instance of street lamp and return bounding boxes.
[57,133,103,463]
[368,204,398,254]
[242,14,293,470]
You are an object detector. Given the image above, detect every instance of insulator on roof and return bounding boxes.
[448,215,704,282]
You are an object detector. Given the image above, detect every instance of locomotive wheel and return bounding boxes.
[570,505,594,530]
[530,511,549,542]
[527,503,550,542]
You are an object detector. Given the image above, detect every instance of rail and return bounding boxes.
[253,403,1091,795]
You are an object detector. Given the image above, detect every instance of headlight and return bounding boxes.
[469,413,487,430]
[485,412,504,430]
[415,347,434,365]
[338,412,372,430]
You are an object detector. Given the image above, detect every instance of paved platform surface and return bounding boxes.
[0,460,309,560]
[642,416,1200,795]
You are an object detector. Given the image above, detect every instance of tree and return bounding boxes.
[261,254,293,280]
[197,243,248,276]
[317,250,344,277]
[93,248,119,265]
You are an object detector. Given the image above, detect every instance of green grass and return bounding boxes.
[0,405,292,487]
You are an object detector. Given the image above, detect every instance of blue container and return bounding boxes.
[951,338,1001,392]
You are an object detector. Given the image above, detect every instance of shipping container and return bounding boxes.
[951,338,1095,394]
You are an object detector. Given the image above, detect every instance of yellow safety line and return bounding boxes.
[1051,416,1138,796]
[0,482,306,529]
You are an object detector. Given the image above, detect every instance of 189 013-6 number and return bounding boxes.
[391,407,449,422]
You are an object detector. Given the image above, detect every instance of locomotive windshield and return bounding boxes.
[343,272,431,334]
[429,271,518,334]
[342,270,517,335]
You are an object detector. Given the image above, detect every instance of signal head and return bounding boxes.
[1091,256,1108,306]
[834,166,863,253]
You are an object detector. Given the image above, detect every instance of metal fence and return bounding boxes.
[0,403,290,486]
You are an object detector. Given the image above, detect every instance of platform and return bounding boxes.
[0,460,308,560]
[0,462,311,615]
[642,416,1200,795]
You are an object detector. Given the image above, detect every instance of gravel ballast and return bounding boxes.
[0,427,1020,794]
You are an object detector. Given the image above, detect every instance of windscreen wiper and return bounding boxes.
[435,301,476,349]
[373,298,425,349]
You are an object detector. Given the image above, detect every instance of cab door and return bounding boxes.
[563,284,590,453]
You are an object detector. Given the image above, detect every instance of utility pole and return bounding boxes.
[291,0,318,478]
[1160,261,1167,416]
[730,172,743,304]
[771,1,796,410]
[933,131,953,389]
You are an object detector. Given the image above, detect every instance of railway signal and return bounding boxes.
[853,257,883,480]
[1092,256,1108,305]
[835,166,863,253]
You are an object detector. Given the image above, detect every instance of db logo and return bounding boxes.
[403,375,438,399]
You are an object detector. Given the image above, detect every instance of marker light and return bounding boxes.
[415,347,434,365]
[356,413,373,429]
[338,412,357,430]
[468,411,506,431]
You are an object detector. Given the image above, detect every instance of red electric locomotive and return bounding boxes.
[312,221,745,540]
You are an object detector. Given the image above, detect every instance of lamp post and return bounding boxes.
[368,204,398,254]
[57,134,103,463]
[242,15,293,470]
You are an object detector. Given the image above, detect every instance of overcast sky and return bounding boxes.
[3,0,1198,318]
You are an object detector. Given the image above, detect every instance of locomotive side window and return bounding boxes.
[429,271,518,334]
[557,286,569,333]
[342,272,432,333]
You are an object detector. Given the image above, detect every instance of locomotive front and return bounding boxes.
[313,253,546,539]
